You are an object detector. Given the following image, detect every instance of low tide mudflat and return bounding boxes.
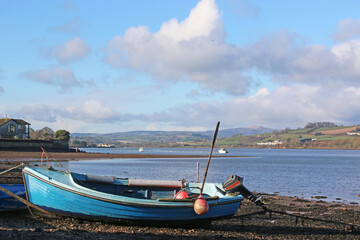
[0,193,359,239]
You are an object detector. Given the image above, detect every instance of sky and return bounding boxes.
[1,0,360,133]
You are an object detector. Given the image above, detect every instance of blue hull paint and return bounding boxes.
[0,184,26,211]
[23,167,243,222]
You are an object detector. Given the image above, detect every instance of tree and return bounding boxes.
[54,130,70,142]
[30,127,54,140]
[305,122,337,128]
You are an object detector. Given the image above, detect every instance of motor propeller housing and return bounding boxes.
[222,175,264,205]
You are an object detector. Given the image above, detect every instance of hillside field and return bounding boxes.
[189,124,360,149]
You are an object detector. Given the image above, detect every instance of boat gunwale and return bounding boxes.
[23,167,243,208]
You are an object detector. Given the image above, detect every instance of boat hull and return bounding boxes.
[23,167,243,222]
[0,184,26,211]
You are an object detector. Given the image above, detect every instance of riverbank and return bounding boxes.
[0,193,358,239]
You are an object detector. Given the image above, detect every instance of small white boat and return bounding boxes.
[139,147,144,152]
[218,148,228,154]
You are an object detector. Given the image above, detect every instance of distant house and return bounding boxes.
[257,140,283,146]
[0,118,31,139]
[347,132,360,136]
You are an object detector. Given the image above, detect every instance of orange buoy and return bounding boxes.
[193,195,209,215]
[174,190,189,199]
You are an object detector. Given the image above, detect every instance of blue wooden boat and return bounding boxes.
[22,166,244,223]
[0,184,26,211]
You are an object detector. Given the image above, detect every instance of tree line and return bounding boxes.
[30,127,70,142]
[304,122,337,128]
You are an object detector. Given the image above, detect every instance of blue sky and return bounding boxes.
[1,0,360,133]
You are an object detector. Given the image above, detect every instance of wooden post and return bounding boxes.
[197,162,199,183]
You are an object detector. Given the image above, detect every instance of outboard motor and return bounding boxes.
[222,175,265,206]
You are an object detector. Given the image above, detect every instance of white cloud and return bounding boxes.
[20,104,57,122]
[55,37,90,63]
[19,100,121,125]
[157,0,224,42]
[228,85,360,127]
[241,30,360,87]
[141,85,360,129]
[61,100,143,124]
[331,39,360,72]
[69,100,117,121]
[105,0,249,95]
[13,83,360,131]
[333,18,360,42]
[24,66,82,92]
[105,1,360,96]
[13,1,360,132]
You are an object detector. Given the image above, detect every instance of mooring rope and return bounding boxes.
[264,207,359,229]
[0,163,53,216]
[0,184,53,215]
[232,205,359,231]
[0,163,24,175]
[0,149,69,216]
[40,147,71,174]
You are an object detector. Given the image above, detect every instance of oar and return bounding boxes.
[200,121,220,195]
[194,121,220,215]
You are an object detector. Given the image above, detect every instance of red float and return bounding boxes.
[174,190,189,199]
[193,195,209,215]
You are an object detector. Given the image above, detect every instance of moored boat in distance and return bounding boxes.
[139,147,144,152]
[218,148,228,154]
[22,166,244,223]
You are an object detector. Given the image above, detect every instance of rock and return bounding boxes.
[312,196,327,199]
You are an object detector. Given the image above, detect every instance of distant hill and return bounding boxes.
[213,126,276,138]
[71,122,360,149]
[215,123,360,149]
[71,126,276,145]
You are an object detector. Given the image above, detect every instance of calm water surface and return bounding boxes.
[58,148,360,204]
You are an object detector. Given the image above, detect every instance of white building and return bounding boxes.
[257,140,283,146]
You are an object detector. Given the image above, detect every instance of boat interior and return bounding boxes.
[71,172,194,200]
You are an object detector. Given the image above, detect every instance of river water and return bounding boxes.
[58,148,360,204]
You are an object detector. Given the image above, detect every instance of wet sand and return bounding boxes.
[0,151,359,239]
